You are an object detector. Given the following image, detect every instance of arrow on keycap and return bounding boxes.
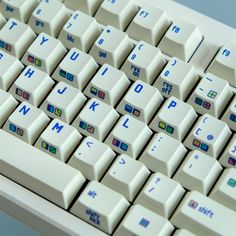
[119,158,125,165]
[86,141,93,148]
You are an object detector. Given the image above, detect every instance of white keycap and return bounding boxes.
[126,6,170,46]
[89,25,133,68]
[102,154,150,202]
[188,73,233,117]
[117,80,163,123]
[0,0,39,22]
[0,18,35,58]
[174,150,222,194]
[58,11,101,52]
[221,96,236,131]
[28,0,69,37]
[0,13,6,28]
[121,41,165,84]
[159,20,202,61]
[41,81,86,123]
[219,134,236,168]
[9,65,55,107]
[72,98,119,141]
[0,129,85,209]
[150,96,197,140]
[84,63,130,106]
[52,47,98,90]
[68,136,115,181]
[0,49,24,90]
[184,114,231,158]
[105,114,152,158]
[3,101,49,144]
[174,229,197,236]
[35,119,82,162]
[135,173,185,218]
[207,42,236,87]
[153,57,199,100]
[0,89,18,127]
[139,132,187,177]
[64,0,103,16]
[210,168,236,211]
[95,0,138,31]
[70,180,129,234]
[22,33,67,74]
[171,191,236,235]
[114,204,174,236]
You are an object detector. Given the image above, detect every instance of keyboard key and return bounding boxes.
[188,73,233,117]
[174,150,222,194]
[70,180,129,234]
[139,132,187,177]
[35,119,82,162]
[174,229,196,236]
[95,0,138,31]
[102,154,150,201]
[0,0,39,22]
[184,114,231,158]
[171,191,236,235]
[0,89,18,127]
[84,63,130,106]
[219,134,236,168]
[0,49,24,90]
[64,0,103,16]
[210,168,236,211]
[68,136,115,181]
[22,32,67,74]
[0,18,35,58]
[9,65,55,107]
[0,129,85,209]
[41,81,86,123]
[153,57,199,100]
[28,0,69,37]
[150,96,197,140]
[221,96,236,131]
[58,11,101,52]
[105,114,152,158]
[0,13,6,28]
[207,42,236,87]
[90,25,133,68]
[121,41,165,84]
[52,47,98,89]
[135,173,185,218]
[114,204,174,236]
[3,101,50,144]
[116,80,163,123]
[126,6,170,45]
[159,19,202,61]
[72,98,119,141]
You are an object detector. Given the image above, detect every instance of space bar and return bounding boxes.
[0,129,85,209]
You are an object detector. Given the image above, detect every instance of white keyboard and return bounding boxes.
[0,0,236,235]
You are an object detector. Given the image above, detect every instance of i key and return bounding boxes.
[184,114,231,158]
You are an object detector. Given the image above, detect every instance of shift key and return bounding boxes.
[171,190,236,236]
